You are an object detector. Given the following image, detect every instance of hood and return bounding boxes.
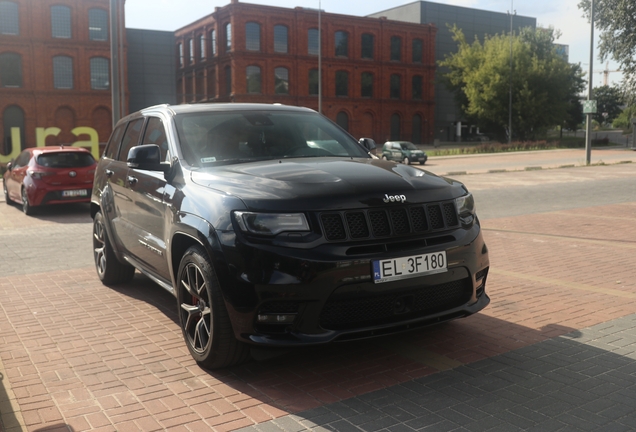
[190,157,466,212]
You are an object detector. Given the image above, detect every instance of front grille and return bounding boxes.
[319,278,473,330]
[320,200,460,242]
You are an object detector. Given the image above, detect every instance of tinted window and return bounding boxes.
[118,118,144,162]
[0,52,22,87]
[0,1,19,35]
[51,5,71,38]
[88,9,107,41]
[274,25,288,53]
[37,152,95,168]
[142,117,169,161]
[14,150,30,168]
[103,123,126,159]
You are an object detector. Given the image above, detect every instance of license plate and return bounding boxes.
[372,251,447,284]
[62,189,87,197]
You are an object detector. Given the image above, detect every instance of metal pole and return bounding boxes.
[585,0,594,165]
[318,0,322,114]
[109,0,121,125]
[508,1,513,144]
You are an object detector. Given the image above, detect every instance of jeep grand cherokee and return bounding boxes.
[91,103,490,369]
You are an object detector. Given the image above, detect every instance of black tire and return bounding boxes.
[177,245,250,369]
[419,161,425,165]
[3,182,9,205]
[93,211,135,285]
[21,187,34,215]
[403,157,410,165]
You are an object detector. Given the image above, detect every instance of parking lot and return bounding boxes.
[1,156,636,431]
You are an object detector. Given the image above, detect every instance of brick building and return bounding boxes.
[175,0,437,144]
[0,0,125,158]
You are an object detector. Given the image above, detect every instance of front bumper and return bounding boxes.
[217,223,489,347]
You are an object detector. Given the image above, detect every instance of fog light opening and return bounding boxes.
[257,314,297,324]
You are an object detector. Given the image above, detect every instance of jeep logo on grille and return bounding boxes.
[383,194,407,203]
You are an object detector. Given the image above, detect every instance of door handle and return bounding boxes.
[127,176,138,185]
[105,169,114,177]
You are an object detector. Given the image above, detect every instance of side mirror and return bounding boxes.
[127,144,170,173]
[359,137,377,155]
[6,161,13,171]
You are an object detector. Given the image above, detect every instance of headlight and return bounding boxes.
[455,193,476,224]
[234,211,310,235]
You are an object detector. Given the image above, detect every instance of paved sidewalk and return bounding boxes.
[1,170,636,431]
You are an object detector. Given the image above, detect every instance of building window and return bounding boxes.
[90,57,109,90]
[336,112,349,132]
[412,114,422,144]
[178,43,184,67]
[274,25,288,53]
[390,113,401,140]
[211,30,217,56]
[390,36,401,61]
[51,5,71,38]
[412,75,423,100]
[3,105,25,154]
[0,53,22,87]
[274,67,289,94]
[245,22,260,51]
[361,33,374,59]
[335,31,348,57]
[335,70,348,97]
[0,1,19,35]
[225,23,232,52]
[308,28,319,55]
[308,68,318,95]
[412,38,423,63]
[361,72,373,98]
[225,66,231,95]
[189,38,195,64]
[200,34,206,59]
[53,56,73,89]
[390,74,401,99]
[246,65,261,93]
[88,9,107,41]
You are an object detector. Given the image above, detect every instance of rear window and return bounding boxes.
[36,152,96,168]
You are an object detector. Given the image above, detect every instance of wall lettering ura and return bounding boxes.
[1,126,100,163]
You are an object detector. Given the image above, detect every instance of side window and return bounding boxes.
[103,123,127,159]
[142,117,169,161]
[13,150,30,168]
[117,118,144,162]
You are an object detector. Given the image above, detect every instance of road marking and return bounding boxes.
[490,268,636,299]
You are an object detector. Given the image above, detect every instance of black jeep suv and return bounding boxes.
[91,103,490,369]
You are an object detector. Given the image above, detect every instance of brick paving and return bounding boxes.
[1,164,636,431]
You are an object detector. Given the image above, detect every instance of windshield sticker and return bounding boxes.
[201,157,216,163]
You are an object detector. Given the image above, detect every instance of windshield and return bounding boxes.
[399,142,418,150]
[173,110,369,166]
[36,152,95,168]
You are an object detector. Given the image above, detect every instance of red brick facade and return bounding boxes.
[0,0,125,155]
[175,0,436,144]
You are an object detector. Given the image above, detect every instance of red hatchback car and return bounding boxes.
[3,146,97,215]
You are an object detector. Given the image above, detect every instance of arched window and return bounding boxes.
[308,28,319,55]
[225,23,232,52]
[53,56,73,89]
[390,74,401,99]
[88,9,108,41]
[336,112,349,132]
[245,22,260,51]
[274,67,289,94]
[412,75,423,100]
[390,36,401,61]
[210,30,217,56]
[412,39,423,63]
[2,105,25,154]
[390,113,401,140]
[0,52,22,87]
[335,70,348,97]
[178,43,183,67]
[0,1,20,35]
[361,33,374,59]
[335,31,348,57]
[412,114,422,144]
[90,57,109,90]
[361,72,373,98]
[188,38,194,64]
[246,65,260,93]
[51,5,71,38]
[200,34,206,59]
[274,25,288,53]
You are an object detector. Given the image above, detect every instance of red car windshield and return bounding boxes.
[36,152,95,168]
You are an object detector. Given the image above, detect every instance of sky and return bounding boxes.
[125,0,623,88]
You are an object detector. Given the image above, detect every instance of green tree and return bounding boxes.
[612,105,636,131]
[579,0,636,102]
[440,26,585,141]
[592,85,624,125]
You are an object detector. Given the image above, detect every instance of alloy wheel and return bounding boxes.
[93,218,107,277]
[179,263,212,354]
